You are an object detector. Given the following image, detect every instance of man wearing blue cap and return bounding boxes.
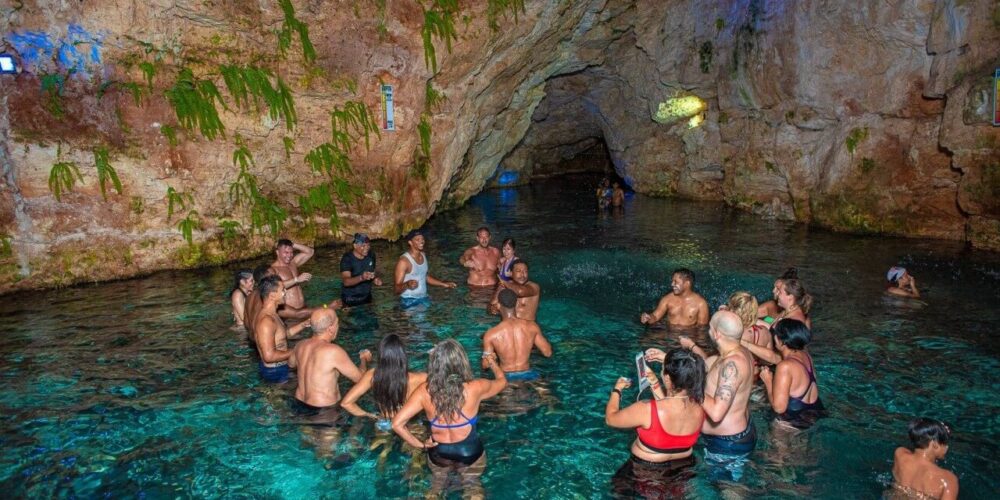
[886,266,920,298]
[340,233,382,306]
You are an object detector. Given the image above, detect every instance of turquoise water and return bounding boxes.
[1,175,998,498]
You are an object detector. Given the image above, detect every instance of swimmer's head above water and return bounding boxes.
[670,268,695,295]
[908,417,951,455]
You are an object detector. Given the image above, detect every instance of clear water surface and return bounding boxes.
[1,175,998,498]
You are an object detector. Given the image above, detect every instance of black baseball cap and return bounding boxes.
[353,233,370,244]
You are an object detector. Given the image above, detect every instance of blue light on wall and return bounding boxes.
[497,171,519,185]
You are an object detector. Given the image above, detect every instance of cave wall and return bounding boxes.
[0,0,998,293]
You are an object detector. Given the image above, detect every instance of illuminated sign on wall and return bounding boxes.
[381,84,395,131]
[994,69,999,126]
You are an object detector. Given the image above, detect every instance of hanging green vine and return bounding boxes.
[218,64,297,130]
[219,219,243,243]
[93,147,123,201]
[330,101,381,152]
[228,162,288,238]
[487,0,526,32]
[177,210,200,246]
[278,0,317,64]
[161,125,178,146]
[165,68,228,141]
[421,0,459,73]
[48,162,82,201]
[166,187,194,221]
[40,72,67,118]
[425,81,447,113]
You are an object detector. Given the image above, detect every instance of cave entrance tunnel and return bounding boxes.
[492,136,628,191]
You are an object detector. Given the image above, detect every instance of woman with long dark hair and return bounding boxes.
[341,334,427,431]
[744,319,825,429]
[606,348,706,497]
[392,339,506,498]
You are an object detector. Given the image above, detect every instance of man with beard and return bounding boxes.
[254,276,313,383]
[269,239,332,320]
[639,268,709,327]
[394,230,457,303]
[459,227,501,287]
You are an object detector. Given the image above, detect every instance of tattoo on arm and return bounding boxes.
[715,361,738,403]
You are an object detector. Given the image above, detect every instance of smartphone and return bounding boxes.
[635,353,650,392]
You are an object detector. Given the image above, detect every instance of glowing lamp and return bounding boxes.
[0,54,16,74]
[654,95,707,125]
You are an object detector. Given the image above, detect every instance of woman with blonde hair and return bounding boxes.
[727,291,772,350]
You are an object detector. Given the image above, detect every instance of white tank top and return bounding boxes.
[401,252,428,299]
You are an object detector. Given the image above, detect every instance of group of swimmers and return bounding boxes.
[227,228,955,499]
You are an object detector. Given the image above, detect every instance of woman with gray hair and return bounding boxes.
[392,339,507,497]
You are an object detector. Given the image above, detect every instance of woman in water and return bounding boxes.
[758,267,799,321]
[728,291,772,350]
[341,334,427,431]
[606,348,706,497]
[744,319,825,429]
[230,269,254,329]
[496,238,517,283]
[392,339,506,498]
[773,278,813,329]
[889,418,958,500]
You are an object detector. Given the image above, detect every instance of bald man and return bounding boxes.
[289,308,370,410]
[646,310,756,481]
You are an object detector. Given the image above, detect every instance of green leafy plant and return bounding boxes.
[177,210,200,246]
[219,64,297,130]
[166,187,194,221]
[40,72,67,118]
[219,219,242,243]
[48,161,82,201]
[413,148,431,180]
[282,136,295,159]
[305,142,351,179]
[699,41,713,73]
[93,147,123,201]
[425,81,447,113]
[845,127,869,155]
[330,101,380,152]
[418,114,432,158]
[278,0,317,64]
[165,67,227,141]
[161,124,178,146]
[487,0,525,32]
[232,136,256,170]
[421,0,459,72]
[228,165,287,238]
[138,61,157,89]
[374,0,389,39]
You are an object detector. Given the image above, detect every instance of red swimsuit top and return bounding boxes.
[636,399,704,453]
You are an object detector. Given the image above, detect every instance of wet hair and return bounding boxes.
[501,238,516,252]
[372,334,409,417]
[512,259,528,270]
[498,289,518,309]
[781,279,813,314]
[908,418,951,449]
[771,319,811,350]
[779,267,799,280]
[427,339,473,420]
[727,291,759,330]
[663,348,706,404]
[673,268,695,285]
[476,226,490,236]
[232,269,253,292]
[253,264,273,283]
[257,275,281,300]
[276,239,294,249]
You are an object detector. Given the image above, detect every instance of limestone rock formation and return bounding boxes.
[1,0,998,293]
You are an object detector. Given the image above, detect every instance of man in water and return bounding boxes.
[394,230,457,302]
[611,182,625,207]
[254,276,313,383]
[639,268,709,327]
[340,233,382,307]
[269,239,326,320]
[244,265,276,342]
[683,310,756,480]
[289,307,370,411]
[459,226,501,287]
[890,418,958,500]
[886,266,920,298]
[492,260,541,321]
[482,289,552,382]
